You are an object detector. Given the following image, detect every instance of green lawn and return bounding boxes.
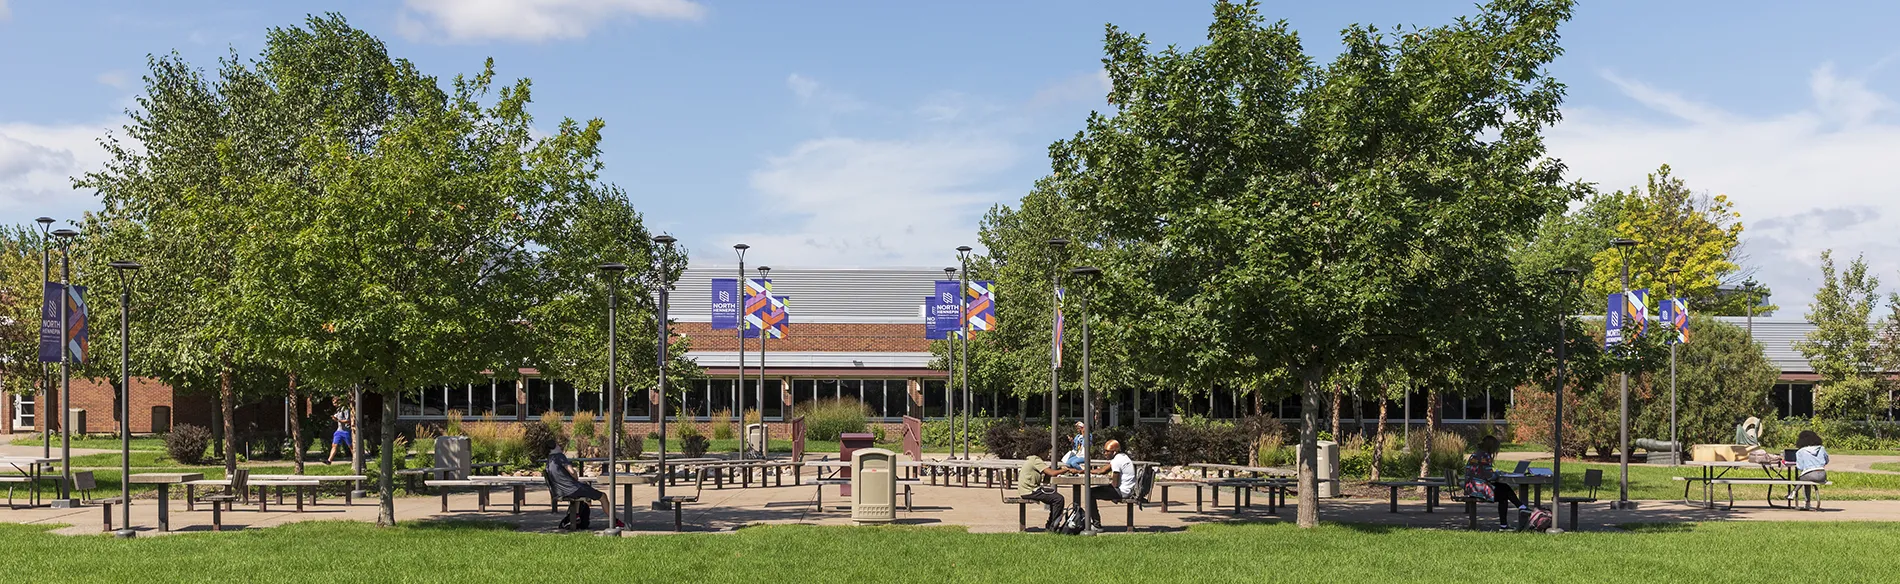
[1502,460,1900,501]
[8,434,167,451]
[1872,462,1900,473]
[3,520,1898,583]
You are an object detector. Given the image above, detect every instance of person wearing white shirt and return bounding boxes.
[1082,440,1137,532]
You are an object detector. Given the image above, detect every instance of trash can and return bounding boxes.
[852,447,897,524]
[69,409,86,435]
[1315,440,1340,498]
[745,423,767,457]
[150,406,171,434]
[434,436,472,479]
[839,432,876,496]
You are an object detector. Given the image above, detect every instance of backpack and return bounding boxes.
[1134,466,1157,504]
[1051,506,1089,535]
[1526,507,1553,531]
[559,500,592,531]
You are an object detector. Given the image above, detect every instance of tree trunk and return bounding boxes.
[1298,365,1324,528]
[1370,394,1389,481]
[289,374,304,475]
[377,388,398,526]
[350,385,364,478]
[1329,383,1343,441]
[220,363,236,475]
[1416,388,1440,480]
[1252,390,1262,416]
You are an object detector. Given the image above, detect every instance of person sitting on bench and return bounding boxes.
[1082,440,1136,533]
[545,442,607,527]
[1788,430,1829,500]
[1016,455,1070,530]
[1466,436,1526,531]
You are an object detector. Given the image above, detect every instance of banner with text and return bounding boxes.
[39,283,88,363]
[710,278,739,330]
[1604,292,1624,348]
[930,280,962,334]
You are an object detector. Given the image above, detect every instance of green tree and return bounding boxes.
[0,228,46,401]
[1043,0,1578,527]
[1633,315,1779,446]
[1579,165,1769,315]
[1795,250,1882,420]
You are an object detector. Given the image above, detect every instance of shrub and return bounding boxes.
[676,420,703,442]
[682,435,710,457]
[522,419,559,462]
[872,425,888,443]
[410,424,440,465]
[743,408,761,425]
[165,424,212,465]
[982,419,1053,460]
[571,411,597,456]
[617,427,644,459]
[923,417,1000,448]
[444,410,464,438]
[711,408,734,440]
[798,399,869,441]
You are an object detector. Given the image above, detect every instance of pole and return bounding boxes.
[958,255,971,459]
[758,279,767,460]
[1615,249,1633,509]
[38,220,51,458]
[603,274,621,535]
[735,254,746,460]
[654,279,672,509]
[1049,268,1062,464]
[1079,287,1092,509]
[55,240,74,506]
[117,270,134,537]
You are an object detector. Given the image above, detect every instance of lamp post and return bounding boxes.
[652,234,679,510]
[1611,237,1639,510]
[733,244,748,459]
[756,265,771,459]
[956,246,973,459]
[598,262,627,536]
[50,228,79,507]
[108,260,140,537]
[941,266,958,457]
[34,217,53,457]
[1667,267,1681,468]
[1046,238,1069,463]
[1547,266,1580,534]
[1069,266,1100,521]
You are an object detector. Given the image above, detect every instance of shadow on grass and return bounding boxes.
[405,519,518,532]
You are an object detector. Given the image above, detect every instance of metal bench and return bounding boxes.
[1553,469,1602,530]
[190,469,250,531]
[1000,488,1034,532]
[1367,478,1447,513]
[97,497,127,532]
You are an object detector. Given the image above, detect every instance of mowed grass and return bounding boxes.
[1872,462,1900,473]
[1501,460,1900,501]
[8,434,167,451]
[5,520,1900,583]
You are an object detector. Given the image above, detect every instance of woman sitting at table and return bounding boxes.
[1464,436,1527,531]
[1789,430,1829,500]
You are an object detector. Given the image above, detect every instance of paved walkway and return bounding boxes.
[7,470,1900,537]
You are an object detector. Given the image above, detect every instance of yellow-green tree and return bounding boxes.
[1583,165,1768,315]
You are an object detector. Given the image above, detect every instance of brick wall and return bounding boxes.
[674,322,931,352]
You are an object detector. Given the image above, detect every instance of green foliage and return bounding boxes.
[521,417,558,463]
[0,228,46,397]
[922,417,999,448]
[569,411,597,457]
[675,421,702,442]
[981,419,1052,460]
[797,399,869,441]
[1576,166,1763,315]
[710,408,734,440]
[1797,251,1884,419]
[680,435,710,458]
[163,424,212,465]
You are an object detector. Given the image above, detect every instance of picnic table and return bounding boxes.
[1186,463,1293,479]
[127,472,203,532]
[251,474,370,505]
[1494,472,1553,507]
[1680,461,1796,509]
[1,456,58,507]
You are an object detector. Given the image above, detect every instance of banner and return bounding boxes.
[1660,297,1689,345]
[925,296,949,340]
[742,278,772,339]
[710,278,739,330]
[1604,292,1624,348]
[762,294,789,339]
[1053,288,1065,367]
[929,280,962,334]
[39,283,87,363]
[965,280,996,334]
[1625,288,1650,340]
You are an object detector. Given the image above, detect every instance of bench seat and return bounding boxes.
[1707,478,1829,510]
[1367,479,1447,513]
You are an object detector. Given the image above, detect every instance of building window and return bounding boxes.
[923,380,947,419]
[10,394,33,430]
[1772,383,1815,418]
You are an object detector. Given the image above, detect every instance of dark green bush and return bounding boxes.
[681,435,710,457]
[982,419,1052,460]
[521,420,558,463]
[165,424,212,465]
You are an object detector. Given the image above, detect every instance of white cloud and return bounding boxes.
[1028,68,1111,109]
[0,121,116,225]
[95,71,129,89]
[785,73,865,116]
[1549,64,1900,315]
[398,0,705,42]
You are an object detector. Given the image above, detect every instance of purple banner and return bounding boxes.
[39,283,87,363]
[710,278,739,330]
[930,280,962,334]
[39,283,60,362]
[925,296,948,340]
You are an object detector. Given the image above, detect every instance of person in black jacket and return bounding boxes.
[546,442,606,508]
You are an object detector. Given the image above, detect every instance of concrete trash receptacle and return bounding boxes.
[434,436,472,479]
[852,447,897,523]
[1315,440,1340,498]
[745,423,767,457]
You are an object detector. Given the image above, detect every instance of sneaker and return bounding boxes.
[1497,523,1514,532]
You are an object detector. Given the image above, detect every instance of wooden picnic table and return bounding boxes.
[1186,463,1293,479]
[127,472,202,532]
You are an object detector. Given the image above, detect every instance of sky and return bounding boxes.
[2,0,1898,315]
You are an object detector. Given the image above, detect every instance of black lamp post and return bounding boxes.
[1610,237,1639,510]
[1069,266,1100,522]
[732,244,748,459]
[941,266,958,458]
[598,262,627,536]
[652,234,678,510]
[1667,266,1681,469]
[1045,238,1069,463]
[956,246,973,459]
[108,260,140,537]
[756,265,771,458]
[34,217,53,458]
[1547,266,1580,534]
[49,228,79,507]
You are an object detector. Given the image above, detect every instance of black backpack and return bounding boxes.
[1051,505,1090,535]
[558,500,592,531]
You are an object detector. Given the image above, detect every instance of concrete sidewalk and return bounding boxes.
[7,475,1900,537]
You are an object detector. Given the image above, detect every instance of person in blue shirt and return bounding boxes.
[1790,430,1829,500]
[1061,421,1089,470]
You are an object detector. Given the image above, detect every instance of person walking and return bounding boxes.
[324,397,352,465]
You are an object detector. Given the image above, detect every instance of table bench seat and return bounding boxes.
[1707,478,1829,510]
[1367,479,1447,513]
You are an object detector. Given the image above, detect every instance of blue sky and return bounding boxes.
[3,0,1898,314]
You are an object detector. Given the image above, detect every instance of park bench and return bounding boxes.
[1155,479,1208,513]
[251,474,370,505]
[1708,478,1829,510]
[189,469,250,532]
[1,475,30,508]
[424,477,548,514]
[1000,488,1035,531]
[248,479,322,512]
[97,496,126,532]
[1553,469,1603,531]
[1367,477,1448,513]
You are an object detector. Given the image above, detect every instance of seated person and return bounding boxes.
[1466,436,1526,531]
[1082,440,1137,531]
[1789,430,1829,500]
[1060,421,1090,470]
[545,442,607,507]
[1015,455,1070,530]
